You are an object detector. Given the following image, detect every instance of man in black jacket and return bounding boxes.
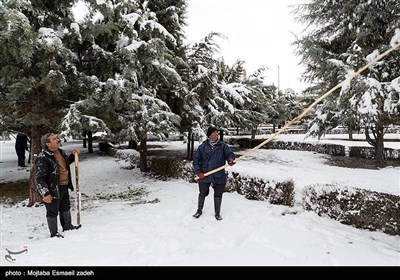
[35,133,82,238]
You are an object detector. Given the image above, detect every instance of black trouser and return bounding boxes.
[16,151,25,166]
[45,186,73,235]
[197,182,225,215]
[17,157,25,166]
[45,186,70,218]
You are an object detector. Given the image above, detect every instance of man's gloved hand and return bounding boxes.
[198,173,205,180]
[228,160,236,166]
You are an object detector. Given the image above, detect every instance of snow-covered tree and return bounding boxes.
[66,0,187,171]
[179,32,221,158]
[186,32,273,140]
[240,67,276,139]
[268,86,303,134]
[295,0,400,164]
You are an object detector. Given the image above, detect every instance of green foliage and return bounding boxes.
[295,0,400,160]
[302,184,400,236]
[1,0,301,152]
[67,0,187,143]
[186,32,280,137]
[0,0,84,135]
[227,173,295,207]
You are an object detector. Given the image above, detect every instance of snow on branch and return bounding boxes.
[390,28,400,47]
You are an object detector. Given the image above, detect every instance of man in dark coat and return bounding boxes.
[192,126,236,221]
[35,133,82,238]
[15,133,29,167]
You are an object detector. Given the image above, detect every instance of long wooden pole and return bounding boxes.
[195,41,400,180]
[74,153,81,225]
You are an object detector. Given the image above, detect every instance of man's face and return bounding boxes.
[209,130,219,141]
[46,134,61,151]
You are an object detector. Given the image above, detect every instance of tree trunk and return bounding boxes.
[186,130,196,160]
[364,126,376,147]
[348,124,353,140]
[28,127,42,206]
[251,128,256,140]
[190,135,194,160]
[365,125,385,165]
[219,129,224,142]
[187,130,192,160]
[139,136,148,172]
[88,130,93,153]
[82,131,87,148]
[374,126,385,166]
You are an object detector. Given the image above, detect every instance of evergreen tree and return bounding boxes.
[185,32,224,139]
[268,87,303,134]
[210,59,250,130]
[66,0,186,171]
[295,0,400,164]
[186,33,272,138]
[241,67,275,139]
[65,0,143,143]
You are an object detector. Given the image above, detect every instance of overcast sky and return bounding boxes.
[184,0,308,93]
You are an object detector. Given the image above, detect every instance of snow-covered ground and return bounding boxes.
[0,134,399,267]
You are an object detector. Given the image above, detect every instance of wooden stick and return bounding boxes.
[74,153,81,225]
[195,41,400,180]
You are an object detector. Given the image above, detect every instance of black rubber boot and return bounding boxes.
[60,211,81,231]
[214,197,223,221]
[193,210,202,218]
[47,217,64,238]
[193,195,205,218]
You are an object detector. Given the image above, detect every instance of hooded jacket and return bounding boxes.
[35,148,75,198]
[193,139,235,184]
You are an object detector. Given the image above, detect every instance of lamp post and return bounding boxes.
[277,65,280,92]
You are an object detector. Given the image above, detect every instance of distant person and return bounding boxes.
[192,126,236,221]
[35,133,82,238]
[15,133,29,167]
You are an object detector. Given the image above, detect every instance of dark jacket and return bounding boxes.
[35,148,75,198]
[193,140,235,184]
